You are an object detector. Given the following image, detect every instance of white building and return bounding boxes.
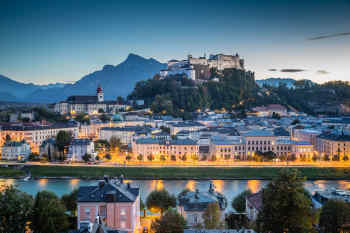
[100,126,153,145]
[67,139,96,162]
[1,140,31,161]
[54,85,127,115]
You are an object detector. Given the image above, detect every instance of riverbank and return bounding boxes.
[2,165,350,180]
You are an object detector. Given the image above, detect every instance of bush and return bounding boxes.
[232,190,252,212]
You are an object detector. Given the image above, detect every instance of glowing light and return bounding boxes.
[247,180,261,193]
[39,179,48,187]
[70,179,80,187]
[212,180,224,192]
[186,180,196,191]
[156,180,163,190]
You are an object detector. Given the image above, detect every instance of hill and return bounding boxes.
[0,54,166,103]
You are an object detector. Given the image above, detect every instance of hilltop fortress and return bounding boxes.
[160,53,245,80]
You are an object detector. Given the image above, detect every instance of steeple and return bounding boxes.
[97,84,104,102]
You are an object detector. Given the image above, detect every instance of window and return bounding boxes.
[120,220,126,228]
[120,208,126,215]
[85,208,90,217]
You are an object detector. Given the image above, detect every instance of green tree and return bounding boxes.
[28,152,40,161]
[31,190,69,233]
[105,153,111,160]
[82,153,92,162]
[147,154,154,161]
[151,209,186,233]
[109,136,121,151]
[0,185,33,233]
[56,130,72,160]
[344,155,349,161]
[160,154,166,161]
[137,154,143,161]
[257,168,316,233]
[146,189,176,215]
[319,199,350,233]
[61,189,79,215]
[125,155,132,161]
[5,134,11,142]
[232,190,252,212]
[225,213,249,230]
[74,113,90,124]
[202,202,223,229]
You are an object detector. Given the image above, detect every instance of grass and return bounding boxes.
[0,167,26,178]
[24,165,350,180]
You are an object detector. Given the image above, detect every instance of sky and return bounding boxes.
[0,0,349,84]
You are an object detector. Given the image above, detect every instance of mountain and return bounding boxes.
[0,54,166,103]
[256,78,297,89]
[0,74,40,99]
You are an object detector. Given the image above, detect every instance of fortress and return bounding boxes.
[160,53,245,80]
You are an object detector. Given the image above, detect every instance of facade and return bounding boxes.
[100,126,153,145]
[1,140,31,160]
[79,122,113,140]
[77,177,140,233]
[160,53,245,80]
[316,133,350,160]
[177,183,227,227]
[132,138,199,161]
[39,138,59,160]
[169,122,206,136]
[251,104,288,117]
[0,123,78,153]
[67,139,96,161]
[54,85,127,115]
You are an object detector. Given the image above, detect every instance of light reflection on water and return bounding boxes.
[1,178,350,210]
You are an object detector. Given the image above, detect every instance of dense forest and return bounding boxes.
[128,69,350,117]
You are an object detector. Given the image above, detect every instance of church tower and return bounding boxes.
[97,84,104,102]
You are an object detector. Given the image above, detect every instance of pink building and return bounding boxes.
[77,176,140,233]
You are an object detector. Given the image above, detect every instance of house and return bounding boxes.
[177,183,227,227]
[77,176,140,233]
[67,139,96,161]
[252,104,288,117]
[70,216,127,233]
[246,192,263,221]
[1,140,31,160]
[39,138,59,160]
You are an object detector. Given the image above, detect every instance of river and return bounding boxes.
[1,178,350,208]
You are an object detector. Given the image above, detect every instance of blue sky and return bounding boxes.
[0,0,349,84]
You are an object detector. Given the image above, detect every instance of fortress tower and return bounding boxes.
[97,84,104,102]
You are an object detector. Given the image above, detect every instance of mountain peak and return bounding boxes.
[125,53,147,62]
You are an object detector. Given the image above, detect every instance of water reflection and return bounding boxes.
[247,180,261,193]
[38,179,48,187]
[70,179,80,188]
[186,180,196,191]
[212,180,224,192]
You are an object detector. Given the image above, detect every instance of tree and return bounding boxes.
[146,189,176,215]
[151,209,186,233]
[147,154,154,161]
[61,189,79,214]
[202,202,223,229]
[109,136,121,151]
[344,155,349,161]
[82,153,92,162]
[125,155,132,161]
[257,168,316,233]
[56,130,72,160]
[28,152,40,161]
[5,134,11,142]
[319,199,350,233]
[171,154,176,161]
[232,190,252,212]
[74,113,90,124]
[324,154,330,161]
[225,213,249,230]
[95,155,100,161]
[31,190,69,233]
[137,154,143,161]
[99,114,110,123]
[105,153,111,160]
[160,154,166,161]
[140,199,146,217]
[0,185,33,233]
[98,108,105,113]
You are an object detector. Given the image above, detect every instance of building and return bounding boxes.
[1,140,31,160]
[160,53,245,80]
[100,126,153,145]
[246,192,263,221]
[132,138,199,161]
[39,138,59,160]
[316,133,350,160]
[67,139,96,162]
[54,85,127,115]
[251,104,288,117]
[177,183,227,227]
[169,122,206,136]
[77,176,140,233]
[0,122,78,153]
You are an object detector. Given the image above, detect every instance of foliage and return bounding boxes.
[31,190,69,233]
[344,155,349,161]
[61,189,78,214]
[99,114,110,122]
[147,154,154,161]
[151,209,186,233]
[137,154,143,161]
[319,199,350,233]
[56,130,72,154]
[74,113,90,124]
[202,202,223,229]
[109,136,121,151]
[225,213,249,230]
[146,189,176,215]
[232,190,252,212]
[160,154,166,161]
[82,153,92,162]
[33,107,67,123]
[255,150,277,161]
[125,155,132,161]
[257,168,316,233]
[105,153,111,160]
[0,185,33,233]
[94,140,110,151]
[28,152,40,161]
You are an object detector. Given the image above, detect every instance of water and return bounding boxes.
[1,178,350,209]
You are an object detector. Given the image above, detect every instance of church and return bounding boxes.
[54,85,126,115]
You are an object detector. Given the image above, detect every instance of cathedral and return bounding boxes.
[54,85,126,115]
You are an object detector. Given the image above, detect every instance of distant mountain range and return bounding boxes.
[0,53,166,103]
